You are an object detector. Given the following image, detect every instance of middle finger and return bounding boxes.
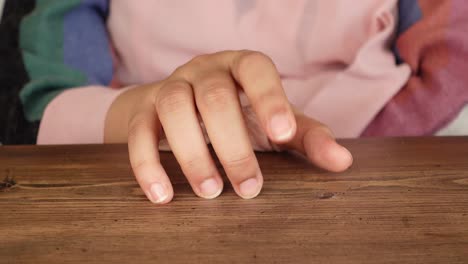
[156,80,224,199]
[192,72,263,199]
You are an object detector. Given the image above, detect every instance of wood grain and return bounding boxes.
[1,137,468,263]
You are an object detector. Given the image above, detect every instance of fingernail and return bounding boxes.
[199,178,222,199]
[270,113,293,141]
[149,182,168,203]
[239,178,261,199]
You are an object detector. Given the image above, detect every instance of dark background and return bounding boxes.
[0,0,37,145]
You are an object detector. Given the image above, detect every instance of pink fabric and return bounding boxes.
[109,0,409,138]
[37,86,126,144]
[39,0,410,143]
[362,0,468,136]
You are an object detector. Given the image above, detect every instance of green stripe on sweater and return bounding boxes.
[20,0,87,121]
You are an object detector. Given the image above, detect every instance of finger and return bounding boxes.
[156,80,223,199]
[283,111,353,172]
[127,106,173,204]
[228,51,296,144]
[192,72,263,199]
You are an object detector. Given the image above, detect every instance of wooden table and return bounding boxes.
[1,137,467,263]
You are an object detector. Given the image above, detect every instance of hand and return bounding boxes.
[105,50,353,204]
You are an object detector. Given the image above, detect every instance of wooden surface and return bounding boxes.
[1,137,468,263]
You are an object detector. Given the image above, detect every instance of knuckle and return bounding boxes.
[221,151,256,172]
[188,54,211,69]
[127,113,154,144]
[174,54,212,80]
[132,158,154,173]
[156,82,193,114]
[180,156,211,178]
[310,123,335,139]
[172,64,186,77]
[198,77,236,109]
[319,125,335,138]
[235,50,271,74]
[253,88,285,105]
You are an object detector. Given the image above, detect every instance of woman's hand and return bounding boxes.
[105,50,353,204]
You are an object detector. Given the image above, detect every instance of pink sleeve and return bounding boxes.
[37,86,129,145]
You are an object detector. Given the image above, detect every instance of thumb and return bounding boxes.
[282,110,353,172]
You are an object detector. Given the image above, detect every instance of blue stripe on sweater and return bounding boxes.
[394,0,423,64]
[63,0,113,85]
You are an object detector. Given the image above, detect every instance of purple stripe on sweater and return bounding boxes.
[363,0,468,136]
[63,0,113,85]
[432,0,468,131]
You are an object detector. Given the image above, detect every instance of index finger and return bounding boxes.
[127,106,174,204]
[225,50,297,144]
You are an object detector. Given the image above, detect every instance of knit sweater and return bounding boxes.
[19,0,468,144]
